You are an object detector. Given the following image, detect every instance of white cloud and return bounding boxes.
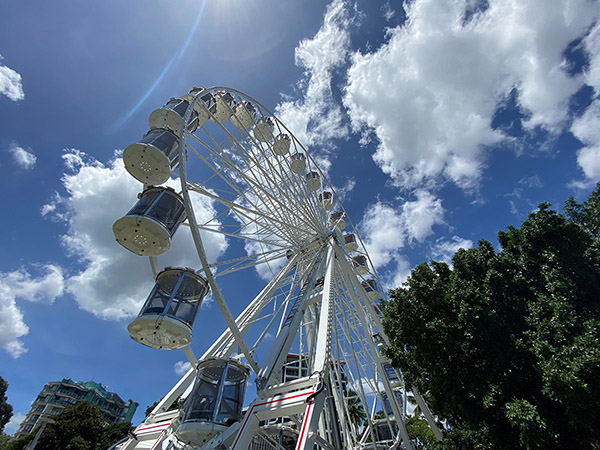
[275,0,352,152]
[344,0,598,191]
[0,55,24,101]
[361,191,445,268]
[518,175,543,189]
[0,265,65,358]
[383,255,412,290]
[4,412,26,435]
[42,149,227,320]
[335,177,356,202]
[359,191,444,287]
[382,1,396,21]
[174,360,192,376]
[430,235,473,264]
[582,20,600,94]
[571,21,600,182]
[360,202,406,269]
[401,190,445,243]
[8,143,36,169]
[572,98,600,182]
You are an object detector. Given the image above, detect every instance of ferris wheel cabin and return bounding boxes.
[127,267,209,350]
[305,171,321,191]
[176,358,250,447]
[210,90,236,124]
[254,116,275,142]
[273,132,291,156]
[232,101,257,130]
[361,278,381,301]
[181,87,215,127]
[289,152,306,174]
[122,128,180,185]
[319,191,334,210]
[149,98,199,135]
[330,211,346,230]
[112,186,186,256]
[352,254,369,275]
[343,233,358,252]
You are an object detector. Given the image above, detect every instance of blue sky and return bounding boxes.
[1,0,599,433]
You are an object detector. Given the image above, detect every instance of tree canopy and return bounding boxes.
[0,378,13,434]
[34,402,131,450]
[383,184,600,449]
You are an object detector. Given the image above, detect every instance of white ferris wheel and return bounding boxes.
[111,87,442,450]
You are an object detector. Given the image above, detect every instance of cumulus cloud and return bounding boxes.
[361,202,406,268]
[0,265,65,357]
[0,55,24,101]
[174,360,192,376]
[430,235,473,264]
[8,143,36,169]
[42,149,227,320]
[359,191,444,287]
[571,22,600,181]
[275,0,352,151]
[4,412,26,435]
[344,0,599,191]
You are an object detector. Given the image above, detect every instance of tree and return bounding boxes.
[0,378,13,434]
[0,434,33,450]
[383,185,600,449]
[36,402,104,450]
[345,390,367,429]
[144,397,179,418]
[406,416,437,450]
[96,422,132,450]
[33,402,131,450]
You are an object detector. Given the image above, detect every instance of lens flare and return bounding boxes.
[112,0,208,131]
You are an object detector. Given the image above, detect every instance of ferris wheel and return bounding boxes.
[110,87,442,450]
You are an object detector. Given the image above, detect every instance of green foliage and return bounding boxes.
[373,409,386,420]
[144,397,179,417]
[144,402,159,418]
[406,416,437,449]
[0,378,13,433]
[345,390,367,428]
[383,185,600,449]
[34,402,132,450]
[36,402,104,450]
[0,433,33,450]
[96,422,132,450]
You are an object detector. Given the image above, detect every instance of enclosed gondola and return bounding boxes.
[181,87,215,127]
[361,278,380,300]
[149,98,199,135]
[305,171,320,192]
[289,152,306,174]
[319,191,334,210]
[210,90,235,124]
[272,133,291,156]
[127,267,209,350]
[254,116,275,142]
[352,254,369,275]
[231,101,256,130]
[343,233,358,252]
[112,186,186,256]
[329,211,346,230]
[176,358,250,447]
[123,128,180,185]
